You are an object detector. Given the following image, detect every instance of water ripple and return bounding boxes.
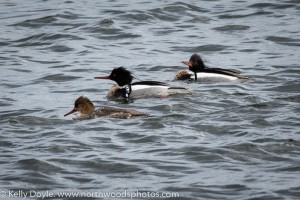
[0,0,299,199]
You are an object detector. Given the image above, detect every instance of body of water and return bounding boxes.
[1,0,299,199]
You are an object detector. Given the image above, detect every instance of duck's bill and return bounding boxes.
[94,76,110,80]
[181,61,192,67]
[64,108,77,117]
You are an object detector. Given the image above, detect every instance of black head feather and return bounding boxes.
[109,67,133,86]
[189,54,205,72]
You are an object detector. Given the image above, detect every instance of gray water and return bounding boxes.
[1,0,300,199]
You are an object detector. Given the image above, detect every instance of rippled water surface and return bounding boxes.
[1,0,300,199]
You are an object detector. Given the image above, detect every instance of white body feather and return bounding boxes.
[191,72,238,81]
[130,84,190,99]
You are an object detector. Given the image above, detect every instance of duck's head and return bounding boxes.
[64,96,95,117]
[94,67,133,86]
[181,54,205,73]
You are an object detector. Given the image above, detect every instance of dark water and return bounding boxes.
[1,0,300,199]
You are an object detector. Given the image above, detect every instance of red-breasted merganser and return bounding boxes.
[175,54,250,82]
[94,67,191,99]
[64,96,148,119]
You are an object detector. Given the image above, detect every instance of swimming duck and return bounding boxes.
[64,96,148,119]
[175,54,250,82]
[94,67,191,100]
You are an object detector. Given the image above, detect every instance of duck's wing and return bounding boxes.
[208,67,241,74]
[131,81,170,86]
[96,107,148,118]
[205,68,249,79]
[132,81,189,90]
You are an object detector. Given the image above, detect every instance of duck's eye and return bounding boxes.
[112,74,116,77]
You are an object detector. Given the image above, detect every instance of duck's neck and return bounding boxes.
[128,84,132,94]
[194,72,197,81]
[77,113,95,120]
[123,84,132,98]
